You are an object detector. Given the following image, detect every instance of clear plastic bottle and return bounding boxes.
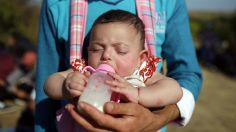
[78,64,119,112]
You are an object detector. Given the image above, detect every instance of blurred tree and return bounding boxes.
[189,18,204,49]
[0,0,40,46]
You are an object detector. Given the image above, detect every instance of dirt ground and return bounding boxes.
[168,66,236,132]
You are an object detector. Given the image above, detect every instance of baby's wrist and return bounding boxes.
[136,87,140,104]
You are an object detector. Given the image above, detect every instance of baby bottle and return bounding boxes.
[78,64,120,112]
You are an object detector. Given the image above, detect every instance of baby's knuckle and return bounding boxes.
[67,72,73,77]
[69,82,76,88]
[74,71,82,76]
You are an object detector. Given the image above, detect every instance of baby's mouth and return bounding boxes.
[99,62,116,71]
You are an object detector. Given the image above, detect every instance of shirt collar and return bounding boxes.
[100,0,124,5]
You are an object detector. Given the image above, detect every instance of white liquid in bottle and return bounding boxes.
[78,64,117,112]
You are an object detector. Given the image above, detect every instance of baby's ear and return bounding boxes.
[139,50,148,62]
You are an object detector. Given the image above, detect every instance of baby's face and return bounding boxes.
[87,22,146,77]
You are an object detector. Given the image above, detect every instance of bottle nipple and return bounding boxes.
[96,64,115,73]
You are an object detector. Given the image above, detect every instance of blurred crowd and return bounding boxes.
[197,24,236,78]
[0,32,36,132]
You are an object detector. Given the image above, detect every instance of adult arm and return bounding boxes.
[35,0,68,131]
[163,0,203,125]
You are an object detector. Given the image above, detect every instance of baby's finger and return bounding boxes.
[67,72,74,79]
[84,71,91,78]
[109,87,131,100]
[68,89,83,97]
[71,74,88,83]
[107,72,125,83]
[110,86,121,93]
[69,82,86,91]
[70,79,87,87]
[105,79,124,88]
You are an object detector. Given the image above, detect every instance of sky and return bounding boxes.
[186,0,236,12]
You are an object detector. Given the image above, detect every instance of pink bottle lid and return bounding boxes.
[96,64,115,73]
[96,64,120,103]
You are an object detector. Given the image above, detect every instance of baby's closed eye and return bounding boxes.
[88,45,104,52]
[115,47,129,55]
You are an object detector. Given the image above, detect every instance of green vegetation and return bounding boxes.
[0,0,40,45]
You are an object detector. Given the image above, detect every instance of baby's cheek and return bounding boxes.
[117,63,136,77]
[88,56,99,67]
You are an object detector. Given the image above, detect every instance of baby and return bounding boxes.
[44,10,182,111]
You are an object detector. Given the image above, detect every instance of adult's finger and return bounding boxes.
[78,102,119,127]
[65,104,108,132]
[79,102,159,132]
[65,104,93,128]
[104,102,139,116]
[103,102,162,132]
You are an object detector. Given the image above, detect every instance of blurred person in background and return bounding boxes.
[1,32,36,92]
[5,33,37,98]
[7,50,37,92]
[197,24,236,77]
[14,82,35,132]
[0,50,17,88]
[0,32,36,131]
[8,32,36,60]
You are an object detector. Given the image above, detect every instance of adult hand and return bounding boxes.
[66,101,180,132]
[65,103,109,132]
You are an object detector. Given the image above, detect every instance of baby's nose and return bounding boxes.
[101,49,112,61]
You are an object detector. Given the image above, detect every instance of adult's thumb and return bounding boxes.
[104,102,136,116]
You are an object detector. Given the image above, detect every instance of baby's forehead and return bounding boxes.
[92,21,135,29]
[91,22,141,37]
[89,22,144,48]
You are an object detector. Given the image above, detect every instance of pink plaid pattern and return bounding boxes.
[136,0,156,56]
[70,0,157,64]
[70,0,87,63]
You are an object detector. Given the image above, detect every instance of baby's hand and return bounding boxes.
[105,72,139,103]
[64,71,90,98]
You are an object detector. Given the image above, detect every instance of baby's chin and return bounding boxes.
[116,71,133,77]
